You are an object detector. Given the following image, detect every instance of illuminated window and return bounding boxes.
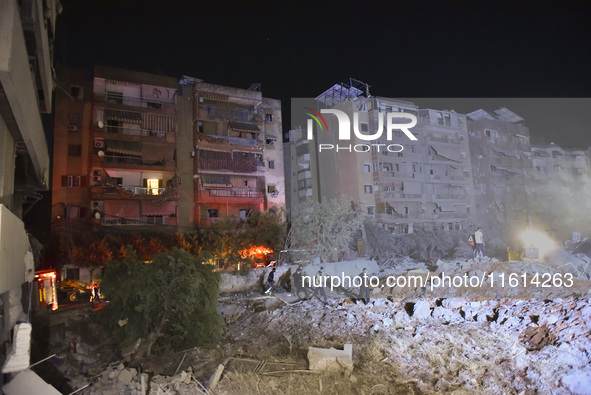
[147,179,160,195]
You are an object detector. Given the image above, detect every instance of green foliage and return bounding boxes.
[98,248,222,356]
[287,196,363,263]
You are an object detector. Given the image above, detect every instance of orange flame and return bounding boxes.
[238,245,274,259]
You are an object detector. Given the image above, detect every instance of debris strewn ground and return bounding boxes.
[34,250,591,394]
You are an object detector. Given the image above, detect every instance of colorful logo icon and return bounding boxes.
[304,107,328,131]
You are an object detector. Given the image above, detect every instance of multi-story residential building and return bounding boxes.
[286,83,475,234]
[466,108,532,234]
[189,82,284,226]
[52,66,179,238]
[52,67,285,254]
[1,0,60,383]
[527,143,591,239]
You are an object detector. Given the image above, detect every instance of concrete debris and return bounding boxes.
[2,322,32,373]
[307,344,353,371]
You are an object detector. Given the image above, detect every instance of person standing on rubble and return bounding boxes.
[265,268,276,294]
[474,227,485,259]
[357,268,371,305]
[292,266,308,299]
[314,267,328,304]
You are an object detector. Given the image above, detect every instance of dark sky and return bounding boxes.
[55,0,591,148]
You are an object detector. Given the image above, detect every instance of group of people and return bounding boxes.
[264,265,371,305]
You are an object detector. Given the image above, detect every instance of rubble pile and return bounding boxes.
[218,293,591,394]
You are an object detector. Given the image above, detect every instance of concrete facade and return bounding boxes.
[0,0,60,386]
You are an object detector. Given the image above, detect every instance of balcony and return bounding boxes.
[197,106,262,123]
[93,92,175,111]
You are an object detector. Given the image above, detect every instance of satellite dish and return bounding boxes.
[98,121,104,129]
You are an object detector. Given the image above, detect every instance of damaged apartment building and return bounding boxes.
[285,81,591,237]
[286,81,475,234]
[51,66,284,278]
[466,108,533,234]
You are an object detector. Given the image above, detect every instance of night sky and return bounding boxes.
[54,0,591,148]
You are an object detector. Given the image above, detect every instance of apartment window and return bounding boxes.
[68,144,82,157]
[146,179,160,195]
[206,104,217,117]
[266,113,273,122]
[70,85,82,99]
[207,209,218,218]
[147,102,162,109]
[364,185,373,194]
[267,185,277,193]
[68,113,82,131]
[107,91,123,104]
[397,152,403,157]
[268,160,275,169]
[363,164,371,173]
[61,175,86,187]
[360,123,369,133]
[266,138,275,145]
[146,216,163,224]
[444,113,451,126]
[239,209,251,221]
[368,206,374,215]
[106,119,119,133]
[235,108,249,122]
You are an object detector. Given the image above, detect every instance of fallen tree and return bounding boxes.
[98,248,223,359]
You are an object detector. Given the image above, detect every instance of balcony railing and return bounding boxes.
[103,216,175,226]
[119,186,166,195]
[208,189,263,198]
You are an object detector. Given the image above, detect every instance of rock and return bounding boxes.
[393,311,410,328]
[413,300,431,319]
[432,306,453,321]
[442,298,466,309]
[382,317,393,327]
[307,344,353,371]
[117,368,136,385]
[561,369,591,395]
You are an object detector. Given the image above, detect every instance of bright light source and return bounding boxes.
[520,229,556,257]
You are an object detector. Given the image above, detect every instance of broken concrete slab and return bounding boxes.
[307,344,353,371]
[2,369,61,395]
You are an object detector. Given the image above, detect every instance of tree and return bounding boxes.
[98,248,223,358]
[287,196,364,263]
[71,237,112,282]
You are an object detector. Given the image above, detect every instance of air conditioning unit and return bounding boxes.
[95,139,105,149]
[91,200,104,219]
